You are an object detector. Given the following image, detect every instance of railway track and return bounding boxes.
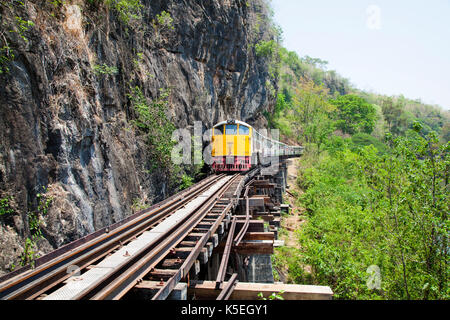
[0,173,247,300]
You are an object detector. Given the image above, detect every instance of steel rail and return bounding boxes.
[89,174,241,300]
[233,181,254,246]
[0,174,225,300]
[0,173,220,286]
[150,228,212,300]
[215,217,237,288]
[152,201,234,300]
[216,273,238,300]
[152,171,254,301]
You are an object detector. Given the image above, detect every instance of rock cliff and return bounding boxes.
[0,0,276,274]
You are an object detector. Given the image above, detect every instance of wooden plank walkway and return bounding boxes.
[188,280,333,300]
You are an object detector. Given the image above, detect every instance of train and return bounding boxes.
[211,120,304,172]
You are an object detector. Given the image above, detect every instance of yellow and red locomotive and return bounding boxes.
[211,120,303,172]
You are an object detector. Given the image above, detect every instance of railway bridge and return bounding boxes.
[0,155,333,300]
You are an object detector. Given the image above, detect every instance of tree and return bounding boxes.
[381,96,406,136]
[291,79,335,144]
[440,122,450,143]
[305,112,335,154]
[302,55,329,70]
[330,94,377,135]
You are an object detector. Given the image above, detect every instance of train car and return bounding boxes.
[211,119,304,172]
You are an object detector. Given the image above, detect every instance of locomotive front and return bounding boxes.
[211,120,253,172]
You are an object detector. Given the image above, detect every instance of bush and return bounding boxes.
[129,86,176,173]
[0,196,14,217]
[295,132,449,299]
[105,0,143,24]
[351,133,388,154]
[93,63,118,76]
[330,94,377,135]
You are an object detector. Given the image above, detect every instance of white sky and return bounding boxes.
[271,0,450,110]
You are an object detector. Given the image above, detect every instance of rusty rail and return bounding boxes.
[91,175,238,300]
[1,167,260,300]
[215,217,237,288]
[233,180,254,246]
[0,174,225,300]
[150,175,241,300]
[216,273,238,300]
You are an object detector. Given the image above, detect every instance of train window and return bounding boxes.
[214,125,224,135]
[239,125,250,135]
[225,124,238,135]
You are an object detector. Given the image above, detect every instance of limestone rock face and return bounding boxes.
[0,0,275,274]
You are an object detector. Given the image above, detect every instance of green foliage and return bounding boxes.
[278,47,350,96]
[0,3,34,74]
[273,246,308,284]
[133,52,144,67]
[330,94,377,135]
[381,96,405,136]
[129,87,203,191]
[440,122,450,143]
[180,174,194,190]
[255,39,280,82]
[151,10,176,44]
[93,63,118,76]
[379,95,448,138]
[131,197,149,212]
[288,80,336,151]
[294,131,449,299]
[28,187,52,242]
[19,187,53,268]
[20,238,38,268]
[48,0,65,7]
[0,196,14,217]
[258,1,449,301]
[155,11,175,31]
[351,133,388,154]
[257,290,285,300]
[0,44,14,74]
[301,55,328,69]
[14,16,34,42]
[105,0,143,25]
[255,39,277,58]
[129,86,176,174]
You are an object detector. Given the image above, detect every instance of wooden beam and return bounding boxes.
[188,281,333,300]
[280,204,290,214]
[252,180,270,185]
[269,218,281,228]
[235,220,265,233]
[185,233,207,241]
[236,240,273,255]
[160,259,184,269]
[243,232,274,241]
[240,196,270,207]
[214,240,273,255]
[133,281,187,300]
[146,269,178,281]
[253,215,274,222]
[252,183,277,189]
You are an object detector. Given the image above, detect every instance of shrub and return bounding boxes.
[93,63,118,76]
[129,86,176,173]
[105,0,143,25]
[351,133,388,154]
[0,196,14,217]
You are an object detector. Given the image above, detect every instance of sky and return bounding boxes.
[271,0,450,110]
